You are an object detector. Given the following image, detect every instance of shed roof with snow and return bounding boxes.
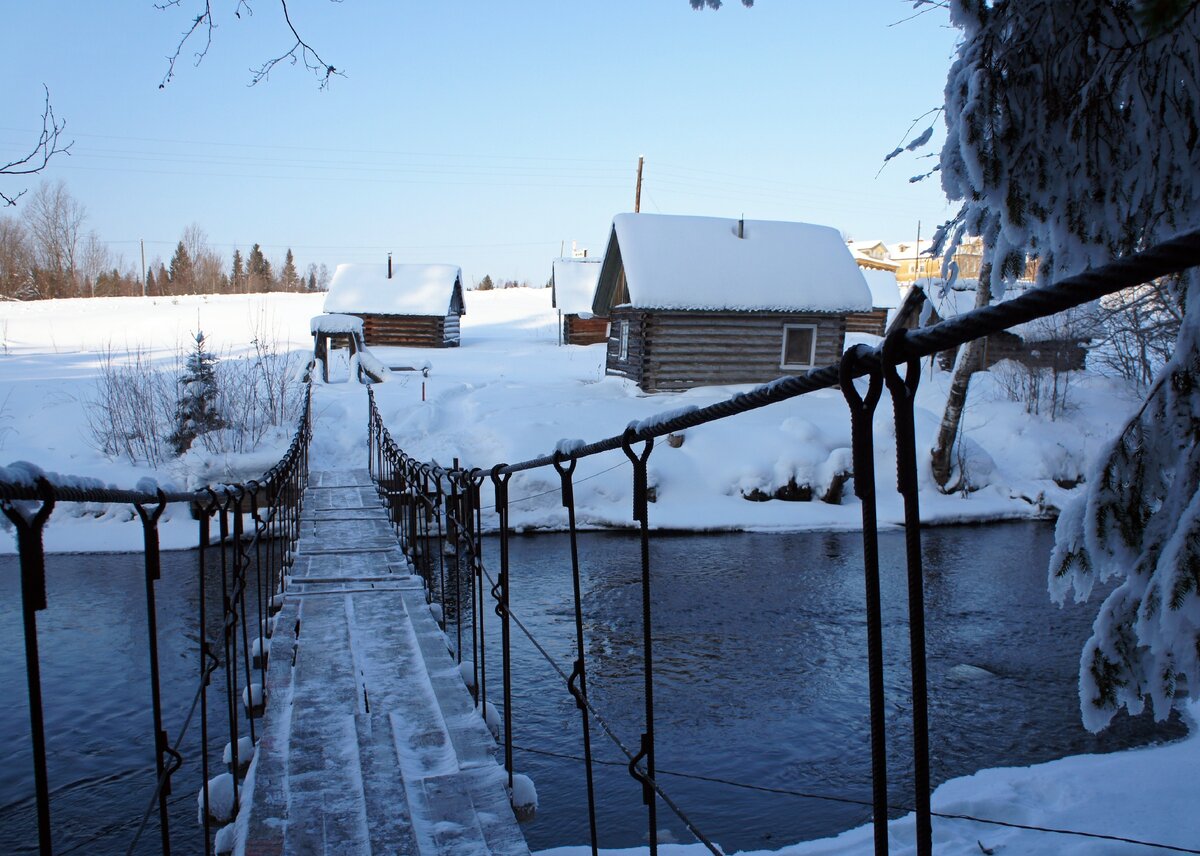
[593,213,872,314]
[551,258,603,317]
[324,263,465,317]
[861,268,903,310]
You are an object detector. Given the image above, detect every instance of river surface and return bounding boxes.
[0,523,1186,854]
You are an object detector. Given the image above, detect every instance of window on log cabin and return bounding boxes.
[780,324,818,369]
[618,321,629,361]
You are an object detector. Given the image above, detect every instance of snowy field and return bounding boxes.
[0,288,1195,854]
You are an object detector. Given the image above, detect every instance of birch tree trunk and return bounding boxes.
[930,266,992,490]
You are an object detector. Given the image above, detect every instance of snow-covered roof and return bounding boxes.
[594,213,872,313]
[310,313,364,335]
[886,238,935,260]
[324,263,464,317]
[552,258,603,316]
[861,269,903,309]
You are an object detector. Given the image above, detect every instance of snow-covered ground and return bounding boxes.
[1,288,1194,854]
[539,703,1200,855]
[0,287,1140,546]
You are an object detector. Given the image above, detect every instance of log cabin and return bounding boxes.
[592,213,873,392]
[323,261,465,347]
[551,257,606,345]
[845,267,905,336]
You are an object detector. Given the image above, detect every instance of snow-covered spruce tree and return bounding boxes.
[925,0,1200,730]
[169,331,226,456]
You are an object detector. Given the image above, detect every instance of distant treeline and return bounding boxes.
[0,180,330,300]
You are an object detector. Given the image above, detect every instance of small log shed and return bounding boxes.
[323,261,466,348]
[592,213,873,392]
[551,257,607,345]
[845,267,905,336]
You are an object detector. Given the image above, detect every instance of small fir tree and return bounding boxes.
[169,240,193,292]
[477,274,494,291]
[169,330,225,455]
[231,249,245,292]
[281,248,299,291]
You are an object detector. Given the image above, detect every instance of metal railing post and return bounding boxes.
[621,429,658,856]
[840,345,889,856]
[1,478,56,856]
[883,330,933,856]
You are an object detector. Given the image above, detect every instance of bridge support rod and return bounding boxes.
[1,479,55,856]
[840,346,889,856]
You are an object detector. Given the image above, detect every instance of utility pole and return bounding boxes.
[140,239,147,297]
[634,155,644,213]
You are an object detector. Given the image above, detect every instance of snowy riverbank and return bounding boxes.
[0,287,1143,550]
[538,701,1200,855]
[1,290,1194,854]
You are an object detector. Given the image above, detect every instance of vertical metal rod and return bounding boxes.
[554,452,599,856]
[490,466,514,788]
[233,494,257,744]
[474,473,488,720]
[198,507,214,855]
[218,504,240,810]
[451,460,463,662]
[839,346,888,856]
[883,331,933,856]
[135,493,172,855]
[1,480,56,856]
[621,431,658,856]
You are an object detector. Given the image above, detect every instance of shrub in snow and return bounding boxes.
[170,331,226,456]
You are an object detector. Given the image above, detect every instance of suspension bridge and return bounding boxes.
[2,229,1200,856]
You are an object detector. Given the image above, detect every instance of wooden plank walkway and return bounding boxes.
[243,469,529,856]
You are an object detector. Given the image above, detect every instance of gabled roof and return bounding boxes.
[593,213,872,314]
[552,257,603,316]
[324,263,465,317]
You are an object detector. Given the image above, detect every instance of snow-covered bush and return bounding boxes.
[85,344,176,466]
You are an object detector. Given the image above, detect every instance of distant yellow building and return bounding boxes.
[850,236,1037,284]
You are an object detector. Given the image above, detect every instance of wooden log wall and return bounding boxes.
[357,314,448,348]
[564,314,609,346]
[844,309,889,336]
[606,309,848,392]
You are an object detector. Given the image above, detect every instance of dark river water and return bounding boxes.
[0,522,1186,854]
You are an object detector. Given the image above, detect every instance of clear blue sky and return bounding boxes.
[1,1,959,285]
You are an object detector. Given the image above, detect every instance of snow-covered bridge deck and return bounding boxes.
[243,469,529,856]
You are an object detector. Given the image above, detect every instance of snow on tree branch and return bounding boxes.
[157,0,344,89]
[688,1,754,9]
[0,87,72,207]
[933,0,1200,731]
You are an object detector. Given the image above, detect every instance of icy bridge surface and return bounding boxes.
[243,469,528,855]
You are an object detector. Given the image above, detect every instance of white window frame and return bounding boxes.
[779,323,818,370]
[618,320,630,361]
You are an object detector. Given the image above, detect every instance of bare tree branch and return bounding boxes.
[1,86,73,207]
[157,0,343,89]
[158,0,215,89]
[248,0,344,89]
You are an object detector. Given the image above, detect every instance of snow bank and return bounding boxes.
[535,702,1200,855]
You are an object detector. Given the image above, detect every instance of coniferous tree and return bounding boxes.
[231,249,245,292]
[908,0,1200,731]
[169,240,193,293]
[169,330,225,455]
[281,248,299,291]
[477,274,494,291]
[247,243,272,291]
[144,267,157,297]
